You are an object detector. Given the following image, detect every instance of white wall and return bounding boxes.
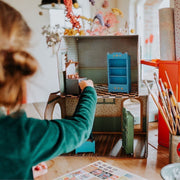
[129,0,137,33]
[159,0,170,8]
[5,0,59,103]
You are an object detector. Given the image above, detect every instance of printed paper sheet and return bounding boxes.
[54,160,147,180]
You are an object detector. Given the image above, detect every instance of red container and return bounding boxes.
[158,61,179,147]
[141,60,180,147]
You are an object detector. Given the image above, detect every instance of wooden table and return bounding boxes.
[36,122,169,180]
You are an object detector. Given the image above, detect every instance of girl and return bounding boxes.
[0,1,97,179]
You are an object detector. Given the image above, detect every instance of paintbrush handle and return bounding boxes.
[143,80,173,134]
[154,73,170,119]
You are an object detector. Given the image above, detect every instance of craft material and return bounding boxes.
[55,160,147,180]
[144,71,180,135]
[144,80,173,134]
[144,71,180,163]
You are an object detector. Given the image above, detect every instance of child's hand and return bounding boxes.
[79,80,94,91]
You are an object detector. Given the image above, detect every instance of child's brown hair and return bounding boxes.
[0,1,37,109]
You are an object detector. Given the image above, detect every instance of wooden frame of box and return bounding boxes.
[44,88,149,158]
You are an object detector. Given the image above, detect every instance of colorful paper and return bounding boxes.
[54,160,147,180]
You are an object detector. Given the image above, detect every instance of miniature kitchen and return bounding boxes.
[3,0,180,179]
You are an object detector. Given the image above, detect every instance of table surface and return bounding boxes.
[36,122,169,180]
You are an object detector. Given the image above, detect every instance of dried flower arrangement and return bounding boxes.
[41,24,64,48]
[40,0,128,47]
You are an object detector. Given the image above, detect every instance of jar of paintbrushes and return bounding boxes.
[144,71,180,163]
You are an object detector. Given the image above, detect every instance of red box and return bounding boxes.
[141,60,180,147]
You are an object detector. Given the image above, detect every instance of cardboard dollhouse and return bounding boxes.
[46,35,149,158]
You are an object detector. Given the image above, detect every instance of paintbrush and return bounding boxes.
[163,82,176,134]
[143,80,173,134]
[165,71,180,113]
[159,79,175,133]
[154,72,170,120]
[169,89,180,135]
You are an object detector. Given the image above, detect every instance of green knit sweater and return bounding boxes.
[0,86,97,179]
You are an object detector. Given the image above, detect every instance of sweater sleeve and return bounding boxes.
[29,86,97,165]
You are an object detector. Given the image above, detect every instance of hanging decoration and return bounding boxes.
[93,13,104,26]
[89,0,95,6]
[41,24,64,48]
[41,0,125,44]
[102,0,109,8]
[111,8,123,17]
[63,0,81,30]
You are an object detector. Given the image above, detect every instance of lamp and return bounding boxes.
[39,0,78,10]
[39,0,65,9]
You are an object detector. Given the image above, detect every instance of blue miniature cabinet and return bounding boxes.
[107,52,131,93]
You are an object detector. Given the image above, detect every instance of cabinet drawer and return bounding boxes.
[108,84,128,92]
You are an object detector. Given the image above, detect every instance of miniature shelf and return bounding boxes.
[107,52,131,93]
